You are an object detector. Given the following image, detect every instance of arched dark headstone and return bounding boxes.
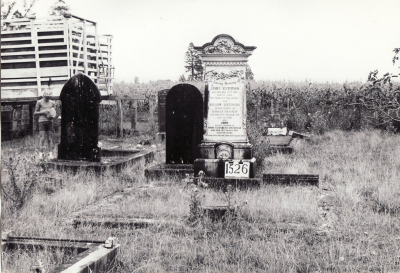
[166,84,203,164]
[58,73,102,162]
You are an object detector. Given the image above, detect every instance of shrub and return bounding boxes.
[1,153,41,212]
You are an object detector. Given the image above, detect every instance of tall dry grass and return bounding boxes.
[1,130,400,272]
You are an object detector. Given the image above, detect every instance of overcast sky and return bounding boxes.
[13,0,400,83]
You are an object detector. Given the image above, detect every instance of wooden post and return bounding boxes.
[131,107,136,130]
[132,100,138,130]
[271,99,274,115]
[31,20,41,97]
[149,99,154,131]
[29,103,35,136]
[116,100,123,138]
[287,98,290,111]
[255,101,258,121]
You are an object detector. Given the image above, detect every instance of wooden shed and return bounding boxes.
[1,13,114,99]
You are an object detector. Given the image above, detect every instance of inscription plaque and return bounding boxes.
[204,70,247,142]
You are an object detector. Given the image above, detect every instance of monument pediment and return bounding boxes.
[194,34,256,55]
[205,70,245,81]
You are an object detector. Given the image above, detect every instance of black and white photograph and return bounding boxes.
[1,0,399,272]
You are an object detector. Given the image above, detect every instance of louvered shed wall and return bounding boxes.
[1,14,114,99]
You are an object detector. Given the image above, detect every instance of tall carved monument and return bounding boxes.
[58,73,102,162]
[194,34,257,179]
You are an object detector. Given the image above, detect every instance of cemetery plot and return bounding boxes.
[2,130,400,272]
[69,183,191,222]
[40,73,155,173]
[1,234,119,273]
[145,83,203,180]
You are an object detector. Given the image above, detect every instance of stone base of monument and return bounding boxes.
[263,174,319,187]
[197,142,253,160]
[42,148,154,174]
[144,163,194,180]
[195,177,261,191]
[193,158,256,178]
[1,233,119,273]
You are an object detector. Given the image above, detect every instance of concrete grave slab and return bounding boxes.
[265,135,294,154]
[67,183,187,229]
[263,174,319,186]
[43,148,154,174]
[195,176,260,191]
[145,163,194,180]
[1,234,119,273]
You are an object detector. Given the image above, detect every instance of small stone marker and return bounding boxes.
[58,73,102,162]
[267,127,287,136]
[166,84,203,164]
[158,89,168,133]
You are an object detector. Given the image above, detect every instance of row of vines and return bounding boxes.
[246,80,400,134]
[3,80,398,139]
[108,79,400,135]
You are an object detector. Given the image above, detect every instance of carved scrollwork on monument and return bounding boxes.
[205,70,245,81]
[215,143,233,159]
[204,38,245,54]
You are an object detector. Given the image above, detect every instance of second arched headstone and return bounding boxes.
[166,84,203,164]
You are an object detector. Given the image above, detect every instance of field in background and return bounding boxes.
[2,129,400,272]
[110,79,400,136]
[2,79,399,141]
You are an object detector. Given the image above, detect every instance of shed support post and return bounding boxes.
[29,103,35,136]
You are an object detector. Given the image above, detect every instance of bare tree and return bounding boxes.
[361,48,400,128]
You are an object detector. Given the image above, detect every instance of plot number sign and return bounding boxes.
[225,160,250,178]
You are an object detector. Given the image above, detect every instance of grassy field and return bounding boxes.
[1,129,400,272]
